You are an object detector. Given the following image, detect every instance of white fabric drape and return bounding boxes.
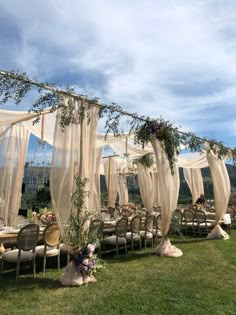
[104,156,118,208]
[93,146,103,212]
[151,172,160,207]
[152,139,182,257]
[50,98,99,236]
[137,163,154,212]
[177,152,209,168]
[117,175,129,205]
[0,125,29,226]
[206,149,231,240]
[183,168,204,204]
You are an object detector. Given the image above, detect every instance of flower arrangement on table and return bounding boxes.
[60,176,102,287]
[39,209,57,225]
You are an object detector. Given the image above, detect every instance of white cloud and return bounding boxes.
[1,0,236,145]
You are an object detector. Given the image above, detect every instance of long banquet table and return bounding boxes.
[0,226,45,255]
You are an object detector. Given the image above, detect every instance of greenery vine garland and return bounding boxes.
[135,152,155,168]
[1,69,236,173]
[65,176,94,248]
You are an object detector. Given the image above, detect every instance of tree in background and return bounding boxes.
[36,180,51,207]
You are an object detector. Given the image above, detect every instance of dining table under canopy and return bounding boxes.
[0,102,231,255]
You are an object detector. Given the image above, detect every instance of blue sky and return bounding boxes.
[1,0,236,161]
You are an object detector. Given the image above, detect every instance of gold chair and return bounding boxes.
[35,223,61,275]
[1,223,39,280]
[102,217,128,256]
[195,210,214,236]
[153,214,162,245]
[169,209,183,236]
[0,217,5,227]
[182,209,195,235]
[140,214,154,248]
[126,215,141,253]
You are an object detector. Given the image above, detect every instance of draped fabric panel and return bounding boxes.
[50,98,99,237]
[103,156,118,208]
[93,146,103,212]
[152,139,182,257]
[151,172,160,207]
[117,175,129,205]
[183,168,204,204]
[137,163,154,212]
[177,152,209,169]
[0,125,29,226]
[206,149,231,240]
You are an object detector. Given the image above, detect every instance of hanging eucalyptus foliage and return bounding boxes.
[135,153,155,168]
[1,69,236,172]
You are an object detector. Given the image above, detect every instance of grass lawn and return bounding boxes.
[1,231,236,315]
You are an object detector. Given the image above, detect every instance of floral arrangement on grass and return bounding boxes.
[60,176,103,286]
[71,243,96,274]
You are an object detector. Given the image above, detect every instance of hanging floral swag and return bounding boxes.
[59,176,105,287]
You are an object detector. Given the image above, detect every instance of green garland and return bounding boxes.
[64,176,95,248]
[135,119,184,173]
[1,70,236,173]
[135,152,155,168]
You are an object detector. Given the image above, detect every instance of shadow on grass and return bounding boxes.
[171,237,209,245]
[0,258,68,290]
[0,272,62,290]
[102,248,157,264]
[101,235,211,264]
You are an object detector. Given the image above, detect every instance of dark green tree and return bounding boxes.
[36,180,51,206]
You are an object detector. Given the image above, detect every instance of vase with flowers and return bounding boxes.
[40,209,57,225]
[59,176,100,286]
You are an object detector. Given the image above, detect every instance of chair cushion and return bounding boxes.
[126,232,140,240]
[152,229,162,237]
[140,231,153,239]
[102,235,126,245]
[59,243,67,251]
[103,228,115,234]
[2,249,34,262]
[36,245,59,257]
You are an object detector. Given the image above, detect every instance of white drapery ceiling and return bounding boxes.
[0,108,210,169]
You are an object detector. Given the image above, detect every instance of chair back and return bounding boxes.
[130,216,141,234]
[183,209,194,222]
[108,207,115,218]
[155,214,161,231]
[115,217,128,237]
[0,216,5,227]
[172,209,182,225]
[194,210,206,224]
[227,207,236,217]
[145,215,154,232]
[89,219,104,239]
[17,223,39,251]
[101,211,111,220]
[43,223,61,247]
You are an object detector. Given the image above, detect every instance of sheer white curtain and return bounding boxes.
[93,146,103,212]
[137,163,154,212]
[50,98,99,236]
[206,149,231,240]
[0,124,29,226]
[104,156,118,208]
[151,172,161,207]
[183,168,204,204]
[152,139,182,257]
[117,175,129,205]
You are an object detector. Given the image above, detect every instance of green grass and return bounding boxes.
[1,232,236,315]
